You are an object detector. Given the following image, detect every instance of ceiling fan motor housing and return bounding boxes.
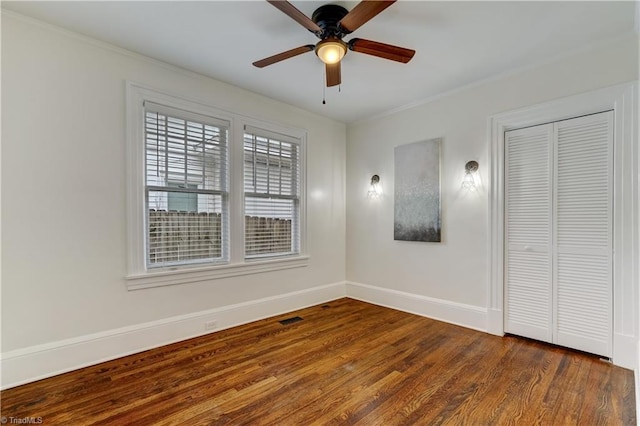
[254,1,416,87]
[312,4,349,38]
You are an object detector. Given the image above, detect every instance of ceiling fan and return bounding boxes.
[253,0,415,87]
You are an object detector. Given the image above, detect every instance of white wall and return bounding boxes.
[346,35,638,327]
[1,12,346,370]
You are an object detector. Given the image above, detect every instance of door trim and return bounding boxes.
[487,82,637,368]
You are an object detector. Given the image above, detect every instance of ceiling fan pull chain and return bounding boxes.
[322,69,327,104]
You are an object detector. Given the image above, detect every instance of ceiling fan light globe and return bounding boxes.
[316,40,346,64]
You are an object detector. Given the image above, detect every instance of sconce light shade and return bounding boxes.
[368,174,382,199]
[316,39,347,64]
[465,160,479,173]
[462,160,479,189]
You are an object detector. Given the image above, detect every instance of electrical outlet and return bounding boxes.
[204,320,217,331]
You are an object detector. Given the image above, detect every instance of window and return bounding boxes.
[244,126,300,259]
[126,82,308,290]
[144,103,229,268]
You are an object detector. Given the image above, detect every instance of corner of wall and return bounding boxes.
[345,281,488,332]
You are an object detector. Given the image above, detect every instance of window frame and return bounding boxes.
[243,125,302,260]
[126,82,308,290]
[144,102,230,269]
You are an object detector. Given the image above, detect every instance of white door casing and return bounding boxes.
[488,82,637,368]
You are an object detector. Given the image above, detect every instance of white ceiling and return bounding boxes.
[3,1,636,123]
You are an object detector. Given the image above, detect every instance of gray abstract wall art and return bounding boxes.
[394,138,441,242]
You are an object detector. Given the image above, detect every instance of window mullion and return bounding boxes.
[229,119,246,264]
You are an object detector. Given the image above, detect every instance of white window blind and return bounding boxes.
[244,126,300,259]
[144,101,229,268]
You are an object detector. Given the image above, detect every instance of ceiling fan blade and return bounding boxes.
[326,62,341,87]
[253,45,315,68]
[338,0,396,34]
[267,0,322,33]
[348,38,415,63]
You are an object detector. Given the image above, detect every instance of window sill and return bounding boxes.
[126,255,310,291]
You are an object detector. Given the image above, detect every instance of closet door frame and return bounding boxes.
[488,82,637,369]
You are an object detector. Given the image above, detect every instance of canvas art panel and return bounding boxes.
[394,138,441,242]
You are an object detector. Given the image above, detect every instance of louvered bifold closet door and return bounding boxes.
[553,111,613,357]
[505,123,554,343]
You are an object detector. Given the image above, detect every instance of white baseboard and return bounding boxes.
[345,281,488,332]
[4,280,631,391]
[0,282,346,390]
[612,332,637,370]
[486,308,504,336]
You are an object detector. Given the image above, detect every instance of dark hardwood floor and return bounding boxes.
[1,298,635,425]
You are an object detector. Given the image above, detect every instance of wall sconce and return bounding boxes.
[462,161,479,189]
[367,174,382,199]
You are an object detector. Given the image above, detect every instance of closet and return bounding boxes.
[504,110,613,358]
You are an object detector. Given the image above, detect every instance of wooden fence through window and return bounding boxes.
[148,210,291,265]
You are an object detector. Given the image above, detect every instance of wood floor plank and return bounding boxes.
[1,298,635,425]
